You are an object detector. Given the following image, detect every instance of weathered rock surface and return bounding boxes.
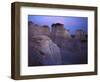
[28,21,87,66]
[75,29,87,41]
[28,35,62,66]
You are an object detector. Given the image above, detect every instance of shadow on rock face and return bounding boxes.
[28,35,62,66]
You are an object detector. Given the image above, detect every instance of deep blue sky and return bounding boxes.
[28,15,88,34]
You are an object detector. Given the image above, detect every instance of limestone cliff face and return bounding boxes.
[41,25,50,36]
[28,21,87,41]
[28,35,62,65]
[28,21,87,65]
[51,23,72,50]
[51,23,71,39]
[75,29,87,41]
[28,21,50,37]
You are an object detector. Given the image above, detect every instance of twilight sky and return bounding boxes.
[28,15,88,34]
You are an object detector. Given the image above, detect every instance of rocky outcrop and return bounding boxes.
[28,21,88,66]
[51,23,72,50]
[28,35,62,66]
[41,25,50,36]
[75,29,87,41]
[51,23,71,39]
[28,21,50,37]
[28,21,87,41]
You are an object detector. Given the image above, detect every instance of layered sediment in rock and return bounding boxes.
[51,23,71,39]
[28,21,87,65]
[28,21,87,41]
[75,29,87,41]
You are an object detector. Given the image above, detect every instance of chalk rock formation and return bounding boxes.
[28,35,62,66]
[75,29,87,41]
[51,23,71,40]
[28,21,50,37]
[51,23,71,48]
[41,25,50,36]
